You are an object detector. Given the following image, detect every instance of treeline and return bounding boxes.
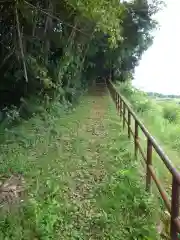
[0,0,161,112]
[148,92,180,99]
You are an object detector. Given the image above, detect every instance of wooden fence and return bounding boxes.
[108,81,180,240]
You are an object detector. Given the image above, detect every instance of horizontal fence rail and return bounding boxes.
[107,81,180,240]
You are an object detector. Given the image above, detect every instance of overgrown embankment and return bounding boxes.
[117,82,180,173]
[0,91,158,239]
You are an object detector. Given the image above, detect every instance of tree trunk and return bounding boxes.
[15,6,28,83]
[44,0,53,65]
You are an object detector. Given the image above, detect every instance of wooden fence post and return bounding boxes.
[113,88,115,102]
[128,110,131,139]
[170,177,179,240]
[116,93,118,110]
[118,95,120,114]
[146,139,152,192]
[120,97,122,119]
[134,120,138,159]
[123,101,126,129]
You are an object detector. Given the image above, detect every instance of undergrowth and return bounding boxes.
[0,94,158,239]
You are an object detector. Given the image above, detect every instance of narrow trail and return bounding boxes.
[53,86,122,239]
[51,87,158,239]
[62,88,113,238]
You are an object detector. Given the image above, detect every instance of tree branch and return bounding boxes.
[15,6,28,82]
[24,1,91,37]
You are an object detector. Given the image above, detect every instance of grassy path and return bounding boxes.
[0,90,158,239]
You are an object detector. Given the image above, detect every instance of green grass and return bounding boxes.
[0,93,158,239]
[116,82,180,194]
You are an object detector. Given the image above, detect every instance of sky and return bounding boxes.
[133,0,180,95]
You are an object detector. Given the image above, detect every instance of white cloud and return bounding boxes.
[133,0,180,94]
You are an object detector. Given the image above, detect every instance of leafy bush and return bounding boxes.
[163,104,180,123]
[119,82,153,113]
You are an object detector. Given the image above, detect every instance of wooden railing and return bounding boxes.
[108,81,180,240]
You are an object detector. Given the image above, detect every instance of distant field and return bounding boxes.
[155,98,180,102]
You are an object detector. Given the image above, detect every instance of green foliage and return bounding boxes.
[162,103,180,123]
[118,82,153,113]
[117,83,180,237]
[0,1,161,238]
[27,56,55,90]
[0,95,158,239]
[95,159,158,239]
[0,0,161,115]
[65,0,123,43]
[118,82,180,172]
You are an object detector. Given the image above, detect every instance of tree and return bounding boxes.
[0,0,161,110]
